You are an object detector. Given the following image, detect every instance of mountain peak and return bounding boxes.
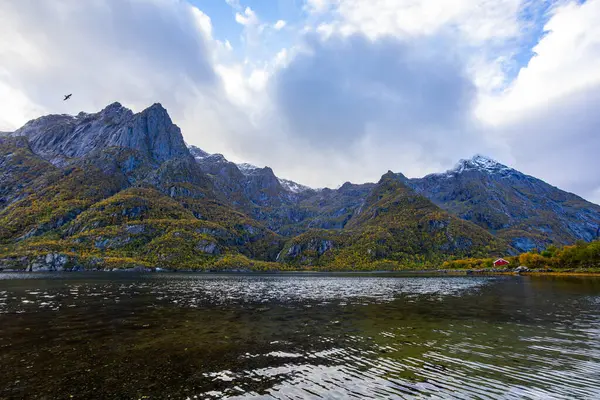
[430,154,513,177]
[278,178,311,193]
[467,154,501,167]
[10,102,188,165]
[237,162,260,175]
[378,170,402,184]
[145,102,168,113]
[98,102,132,121]
[102,101,124,110]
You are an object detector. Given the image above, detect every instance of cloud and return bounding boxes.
[1,0,599,204]
[477,0,600,203]
[274,20,287,30]
[225,0,241,10]
[244,32,503,186]
[304,0,332,14]
[234,6,267,47]
[273,34,476,148]
[314,0,525,43]
[496,86,600,203]
[0,0,218,128]
[478,0,600,125]
[235,7,259,27]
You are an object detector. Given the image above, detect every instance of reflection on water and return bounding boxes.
[0,273,599,399]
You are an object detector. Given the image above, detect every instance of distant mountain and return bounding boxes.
[405,155,600,252]
[188,146,315,233]
[1,103,598,271]
[235,162,311,193]
[278,172,506,268]
[278,178,312,194]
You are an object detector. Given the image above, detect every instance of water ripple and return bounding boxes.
[0,274,598,399]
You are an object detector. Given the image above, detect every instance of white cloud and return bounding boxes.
[0,81,44,131]
[1,0,600,203]
[318,0,525,43]
[235,7,258,27]
[476,0,600,202]
[274,20,287,30]
[234,6,268,48]
[191,7,213,39]
[225,0,241,10]
[0,0,219,123]
[304,0,333,14]
[478,0,600,125]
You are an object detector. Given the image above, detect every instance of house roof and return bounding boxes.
[494,258,509,263]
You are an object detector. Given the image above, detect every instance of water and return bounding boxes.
[0,273,599,399]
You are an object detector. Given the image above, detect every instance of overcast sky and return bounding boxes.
[1,0,599,203]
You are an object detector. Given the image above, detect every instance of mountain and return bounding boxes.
[405,155,600,252]
[10,102,189,166]
[278,172,506,268]
[188,146,316,234]
[236,162,311,193]
[0,104,282,271]
[1,103,598,271]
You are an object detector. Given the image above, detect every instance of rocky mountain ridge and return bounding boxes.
[405,156,600,251]
[10,102,190,166]
[1,102,599,270]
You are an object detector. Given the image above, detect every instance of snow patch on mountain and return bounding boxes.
[278,178,311,193]
[188,145,209,160]
[236,163,260,175]
[190,149,313,194]
[237,162,312,193]
[428,155,514,178]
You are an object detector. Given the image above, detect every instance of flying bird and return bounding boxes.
[63,94,72,101]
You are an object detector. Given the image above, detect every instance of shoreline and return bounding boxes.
[1,268,599,277]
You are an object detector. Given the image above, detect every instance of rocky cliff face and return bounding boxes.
[189,146,318,233]
[406,156,600,251]
[11,102,189,165]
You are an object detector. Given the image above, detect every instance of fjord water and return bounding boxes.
[0,274,599,399]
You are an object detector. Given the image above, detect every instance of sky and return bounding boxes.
[1,0,600,203]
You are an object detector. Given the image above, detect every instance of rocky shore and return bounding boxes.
[2,254,595,276]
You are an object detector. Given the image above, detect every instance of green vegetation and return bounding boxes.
[2,127,598,273]
[443,240,600,272]
[275,174,509,271]
[0,155,510,272]
[0,186,284,271]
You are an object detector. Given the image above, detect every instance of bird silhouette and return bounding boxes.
[63,94,72,101]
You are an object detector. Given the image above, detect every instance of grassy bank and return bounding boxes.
[2,239,600,274]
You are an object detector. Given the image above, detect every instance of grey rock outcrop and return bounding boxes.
[11,102,189,165]
[28,253,70,271]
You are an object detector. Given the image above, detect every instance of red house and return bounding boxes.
[493,258,510,267]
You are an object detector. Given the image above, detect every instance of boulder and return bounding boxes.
[28,253,69,271]
[514,265,529,274]
[195,240,219,255]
